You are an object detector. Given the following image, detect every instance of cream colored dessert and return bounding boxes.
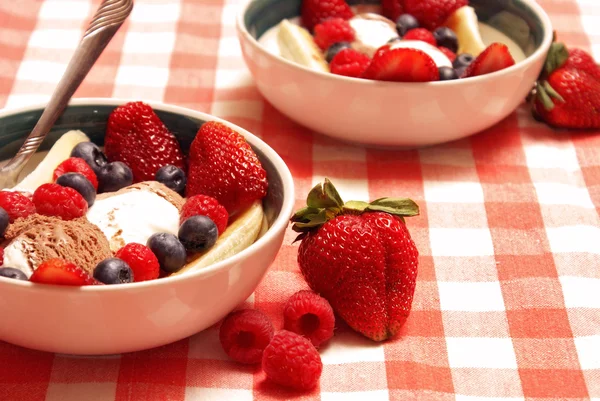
[88,181,184,253]
[2,214,112,277]
[389,40,453,67]
[349,13,398,57]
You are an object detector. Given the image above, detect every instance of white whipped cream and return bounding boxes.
[2,239,34,277]
[87,190,180,252]
[389,40,453,68]
[349,13,399,58]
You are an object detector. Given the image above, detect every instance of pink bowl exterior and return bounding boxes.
[0,99,295,355]
[236,1,553,147]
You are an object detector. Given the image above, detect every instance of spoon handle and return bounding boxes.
[0,0,133,188]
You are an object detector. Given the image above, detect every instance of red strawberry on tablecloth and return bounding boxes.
[291,179,420,341]
[104,101,185,183]
[533,42,600,129]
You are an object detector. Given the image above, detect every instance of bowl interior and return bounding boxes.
[244,0,546,57]
[0,103,285,230]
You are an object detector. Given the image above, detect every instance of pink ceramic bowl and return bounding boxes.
[237,0,553,147]
[0,98,295,355]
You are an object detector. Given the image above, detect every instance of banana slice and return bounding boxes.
[173,200,265,276]
[13,130,90,192]
[445,6,486,57]
[277,19,329,73]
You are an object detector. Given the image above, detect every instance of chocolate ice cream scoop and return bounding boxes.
[2,214,112,277]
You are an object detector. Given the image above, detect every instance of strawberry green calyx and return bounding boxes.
[544,42,569,76]
[291,178,419,234]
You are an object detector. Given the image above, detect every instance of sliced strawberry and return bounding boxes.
[438,46,457,63]
[30,258,98,286]
[362,48,439,82]
[462,43,515,78]
[301,0,354,31]
[403,28,436,47]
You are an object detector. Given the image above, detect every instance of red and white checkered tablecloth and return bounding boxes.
[1,0,599,400]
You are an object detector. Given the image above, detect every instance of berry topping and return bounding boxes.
[180,195,229,235]
[70,142,108,175]
[53,157,99,190]
[104,101,185,183]
[462,43,515,78]
[433,27,458,53]
[395,13,419,36]
[403,28,436,46]
[0,267,27,281]
[0,191,36,223]
[283,290,335,347]
[262,330,323,390]
[325,42,352,63]
[313,18,355,51]
[362,47,439,82]
[0,207,8,237]
[56,173,96,207]
[329,48,371,78]
[97,161,133,193]
[301,0,353,31]
[438,46,457,63]
[382,0,405,22]
[186,121,268,215]
[33,183,88,220]
[219,309,275,364]
[453,53,474,69]
[403,0,468,30]
[0,247,3,266]
[147,233,187,273]
[178,215,218,253]
[30,258,98,286]
[93,258,134,285]
[155,165,187,196]
[439,66,459,80]
[115,243,160,282]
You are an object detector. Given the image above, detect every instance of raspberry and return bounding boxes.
[283,290,335,347]
[0,191,36,223]
[219,309,274,364]
[53,157,99,190]
[403,28,437,46]
[0,248,4,266]
[313,18,355,50]
[180,195,229,235]
[330,48,371,78]
[262,330,323,390]
[33,183,88,220]
[438,46,456,62]
[115,243,160,282]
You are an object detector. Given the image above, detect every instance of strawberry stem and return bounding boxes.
[536,82,556,111]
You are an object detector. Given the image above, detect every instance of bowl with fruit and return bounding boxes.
[237,0,553,147]
[0,98,294,355]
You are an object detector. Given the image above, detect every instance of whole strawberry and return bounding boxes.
[292,179,419,341]
[533,43,600,129]
[104,102,185,183]
[301,0,354,31]
[186,121,268,215]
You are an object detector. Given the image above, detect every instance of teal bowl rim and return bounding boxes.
[0,98,295,293]
[236,0,554,86]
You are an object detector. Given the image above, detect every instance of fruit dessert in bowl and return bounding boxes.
[237,0,553,147]
[0,98,294,355]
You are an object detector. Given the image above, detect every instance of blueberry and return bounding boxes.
[178,215,218,253]
[455,66,466,78]
[93,258,134,284]
[147,233,187,273]
[0,207,8,237]
[155,165,187,196]
[97,162,133,193]
[433,27,458,53]
[325,42,352,63]
[396,14,419,37]
[56,173,96,207]
[0,267,28,281]
[453,53,474,69]
[439,66,459,81]
[71,142,108,175]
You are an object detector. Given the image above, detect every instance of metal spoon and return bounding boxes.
[0,0,133,189]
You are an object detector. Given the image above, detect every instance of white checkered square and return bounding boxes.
[575,335,600,369]
[39,1,91,20]
[446,338,518,369]
[438,281,505,312]
[424,181,485,203]
[321,390,390,401]
[320,330,385,365]
[547,226,600,254]
[429,228,495,256]
[534,183,595,208]
[185,388,253,401]
[560,276,600,308]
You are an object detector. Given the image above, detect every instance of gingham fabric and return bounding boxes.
[1,0,599,400]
